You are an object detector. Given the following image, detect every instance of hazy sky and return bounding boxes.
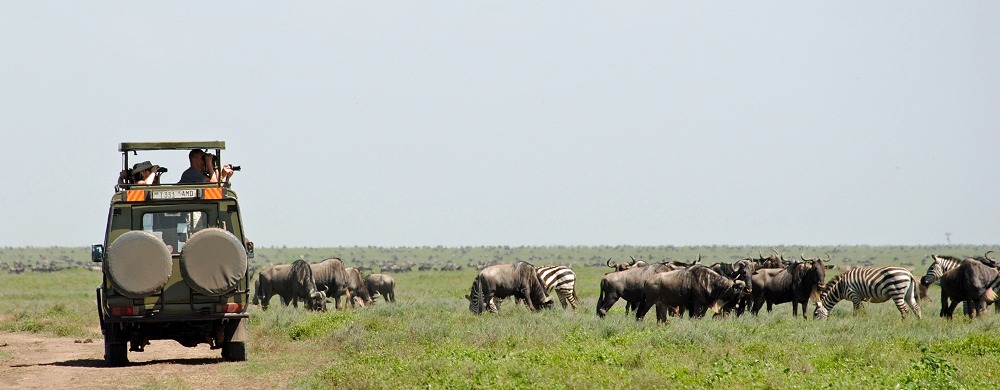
[2,3,997,247]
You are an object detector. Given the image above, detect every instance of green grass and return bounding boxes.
[3,246,1000,388]
[0,268,101,338]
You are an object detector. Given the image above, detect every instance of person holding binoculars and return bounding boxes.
[178,149,236,184]
[117,160,165,186]
[131,160,166,185]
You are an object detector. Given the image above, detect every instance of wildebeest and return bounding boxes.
[309,258,350,309]
[921,252,1000,313]
[365,273,396,303]
[596,262,687,318]
[253,260,327,311]
[466,262,554,314]
[750,254,833,318]
[344,267,373,308]
[938,258,1000,319]
[708,259,754,315]
[813,266,921,320]
[606,257,646,272]
[635,265,750,322]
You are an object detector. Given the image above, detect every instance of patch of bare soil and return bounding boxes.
[0,331,250,389]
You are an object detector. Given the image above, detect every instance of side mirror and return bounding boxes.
[245,240,255,259]
[91,244,104,263]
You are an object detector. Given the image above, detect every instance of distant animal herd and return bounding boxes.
[244,249,1000,322]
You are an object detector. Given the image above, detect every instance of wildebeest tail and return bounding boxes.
[596,279,607,316]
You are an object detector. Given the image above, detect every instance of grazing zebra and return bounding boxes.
[493,265,578,311]
[813,266,921,320]
[536,265,579,310]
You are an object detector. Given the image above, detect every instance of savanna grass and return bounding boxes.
[4,246,1000,389]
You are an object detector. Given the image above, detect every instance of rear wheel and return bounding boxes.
[221,342,246,361]
[104,339,128,366]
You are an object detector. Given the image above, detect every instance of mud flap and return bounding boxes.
[224,318,248,343]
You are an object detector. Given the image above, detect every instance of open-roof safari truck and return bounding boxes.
[92,141,253,366]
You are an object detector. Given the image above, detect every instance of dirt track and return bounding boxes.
[0,332,247,389]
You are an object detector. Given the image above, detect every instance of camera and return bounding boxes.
[231,165,242,171]
[156,167,168,173]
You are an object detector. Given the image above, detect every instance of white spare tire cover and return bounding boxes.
[106,231,172,299]
[180,228,248,296]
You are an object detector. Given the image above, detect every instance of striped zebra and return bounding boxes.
[494,265,578,311]
[921,253,1000,314]
[920,255,965,286]
[536,265,579,310]
[813,266,921,320]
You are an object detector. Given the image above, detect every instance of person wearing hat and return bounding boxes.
[130,160,163,185]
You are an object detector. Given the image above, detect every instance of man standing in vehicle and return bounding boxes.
[178,149,235,184]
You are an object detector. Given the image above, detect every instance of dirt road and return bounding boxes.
[0,332,248,389]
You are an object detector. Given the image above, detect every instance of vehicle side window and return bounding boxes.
[141,211,209,253]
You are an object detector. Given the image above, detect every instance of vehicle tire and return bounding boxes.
[180,228,248,296]
[106,231,172,299]
[104,339,128,366]
[221,342,246,362]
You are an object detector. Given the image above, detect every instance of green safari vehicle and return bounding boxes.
[92,141,253,366]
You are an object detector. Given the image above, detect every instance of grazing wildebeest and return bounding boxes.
[707,259,756,316]
[596,262,687,318]
[253,260,327,311]
[813,266,921,320]
[492,265,580,311]
[466,262,554,314]
[938,258,1000,319]
[365,273,396,303]
[309,258,351,309]
[750,254,833,318]
[635,265,750,323]
[344,267,373,308]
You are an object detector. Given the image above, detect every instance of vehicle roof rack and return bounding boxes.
[120,141,225,152]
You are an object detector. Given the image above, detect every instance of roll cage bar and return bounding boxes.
[118,141,227,191]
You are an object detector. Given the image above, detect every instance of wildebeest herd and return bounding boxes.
[252,257,397,311]
[464,250,1000,321]
[244,250,1000,322]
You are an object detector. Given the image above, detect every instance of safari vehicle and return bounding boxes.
[92,141,253,366]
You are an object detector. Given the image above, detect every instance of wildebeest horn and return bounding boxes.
[800,253,808,261]
[628,256,637,266]
[986,251,996,262]
[759,250,765,260]
[606,258,615,268]
[825,252,832,262]
[696,254,702,264]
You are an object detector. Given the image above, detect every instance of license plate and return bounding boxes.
[151,189,198,200]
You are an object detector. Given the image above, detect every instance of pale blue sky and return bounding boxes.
[2,3,997,247]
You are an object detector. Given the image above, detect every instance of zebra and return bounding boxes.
[813,266,921,320]
[493,265,579,311]
[921,253,1000,314]
[536,265,579,310]
[920,255,965,286]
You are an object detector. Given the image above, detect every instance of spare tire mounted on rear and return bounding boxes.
[180,228,248,296]
[106,231,173,299]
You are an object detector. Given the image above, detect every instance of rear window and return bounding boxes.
[141,211,209,253]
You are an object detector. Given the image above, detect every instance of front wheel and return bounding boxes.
[221,342,246,362]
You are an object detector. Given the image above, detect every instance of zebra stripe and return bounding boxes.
[920,255,964,285]
[814,266,921,320]
[536,266,578,310]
